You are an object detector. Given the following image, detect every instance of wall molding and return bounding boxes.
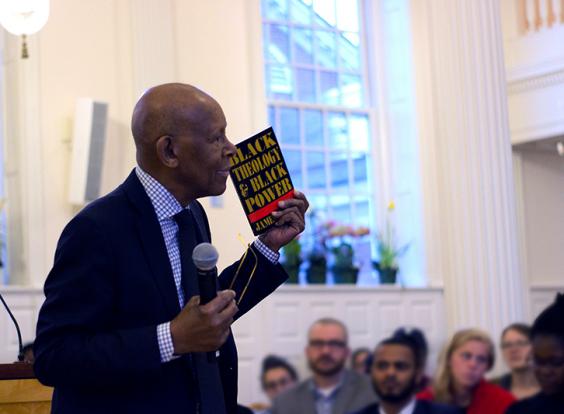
[508,68,564,94]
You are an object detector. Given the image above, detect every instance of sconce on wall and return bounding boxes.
[0,0,49,58]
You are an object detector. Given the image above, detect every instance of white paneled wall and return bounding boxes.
[234,286,446,406]
[1,285,562,406]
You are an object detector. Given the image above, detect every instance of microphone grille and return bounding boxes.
[192,243,219,271]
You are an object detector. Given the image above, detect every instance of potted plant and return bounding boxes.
[306,246,328,284]
[281,238,301,283]
[372,201,409,284]
[330,242,358,284]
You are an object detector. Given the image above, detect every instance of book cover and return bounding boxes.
[230,127,294,235]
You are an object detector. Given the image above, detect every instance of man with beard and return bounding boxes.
[272,318,376,414]
[351,337,461,414]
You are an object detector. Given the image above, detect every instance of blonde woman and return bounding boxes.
[417,329,515,414]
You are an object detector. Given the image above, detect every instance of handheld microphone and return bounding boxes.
[192,242,219,363]
[0,290,24,362]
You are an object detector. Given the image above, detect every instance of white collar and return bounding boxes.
[378,397,416,414]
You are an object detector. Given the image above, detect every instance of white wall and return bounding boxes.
[1,0,265,286]
[518,149,564,285]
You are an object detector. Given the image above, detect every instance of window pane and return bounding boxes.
[263,0,289,20]
[315,30,337,69]
[304,109,323,146]
[353,197,371,226]
[268,105,276,129]
[306,151,326,189]
[341,74,363,107]
[293,28,313,65]
[327,112,348,149]
[284,149,303,188]
[296,68,316,103]
[330,152,348,190]
[350,113,369,151]
[290,0,312,24]
[336,0,359,32]
[279,107,300,144]
[319,71,339,105]
[269,24,290,63]
[330,194,352,224]
[313,0,336,27]
[339,33,360,70]
[352,152,369,191]
[265,64,293,100]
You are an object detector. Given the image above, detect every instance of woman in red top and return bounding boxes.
[417,328,515,414]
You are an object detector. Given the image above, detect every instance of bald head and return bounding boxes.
[131,83,221,167]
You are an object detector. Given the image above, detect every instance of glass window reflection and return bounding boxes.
[328,112,348,149]
[280,108,300,144]
[306,151,326,189]
[304,110,324,147]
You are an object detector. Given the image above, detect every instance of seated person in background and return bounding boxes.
[271,318,377,414]
[491,323,539,399]
[351,336,462,414]
[417,328,515,414]
[20,342,35,364]
[506,293,564,414]
[259,355,299,412]
[351,347,371,375]
[392,327,432,392]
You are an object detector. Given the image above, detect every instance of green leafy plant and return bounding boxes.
[372,201,409,283]
[281,238,301,283]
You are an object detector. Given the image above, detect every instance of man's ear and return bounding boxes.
[155,135,178,167]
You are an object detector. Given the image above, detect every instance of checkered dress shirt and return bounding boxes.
[135,167,279,362]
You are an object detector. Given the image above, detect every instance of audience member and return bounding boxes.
[506,293,564,413]
[417,328,515,414]
[271,318,376,414]
[392,327,431,392]
[21,341,35,364]
[351,347,371,375]
[351,336,461,414]
[491,323,539,399]
[259,355,298,412]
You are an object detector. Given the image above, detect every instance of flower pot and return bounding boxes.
[332,267,359,284]
[377,266,398,284]
[283,264,300,284]
[306,265,327,284]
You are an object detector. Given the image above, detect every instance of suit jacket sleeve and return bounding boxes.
[34,215,163,388]
[218,243,288,319]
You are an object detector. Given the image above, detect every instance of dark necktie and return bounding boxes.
[174,208,226,414]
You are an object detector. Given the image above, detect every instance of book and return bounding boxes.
[230,127,294,235]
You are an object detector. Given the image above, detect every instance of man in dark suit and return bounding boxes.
[351,337,462,414]
[33,83,308,414]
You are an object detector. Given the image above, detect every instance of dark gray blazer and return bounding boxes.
[271,370,377,414]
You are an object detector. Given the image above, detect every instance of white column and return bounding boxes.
[3,33,48,286]
[412,0,529,339]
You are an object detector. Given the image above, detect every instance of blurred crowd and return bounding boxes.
[251,293,564,414]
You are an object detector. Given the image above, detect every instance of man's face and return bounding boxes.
[174,99,236,200]
[306,323,349,377]
[533,335,564,395]
[263,367,296,401]
[371,344,420,404]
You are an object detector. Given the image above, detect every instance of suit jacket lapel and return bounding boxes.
[122,170,180,319]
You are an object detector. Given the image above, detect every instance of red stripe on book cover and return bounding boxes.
[247,190,295,223]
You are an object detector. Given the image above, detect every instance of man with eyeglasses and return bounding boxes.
[272,318,376,414]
